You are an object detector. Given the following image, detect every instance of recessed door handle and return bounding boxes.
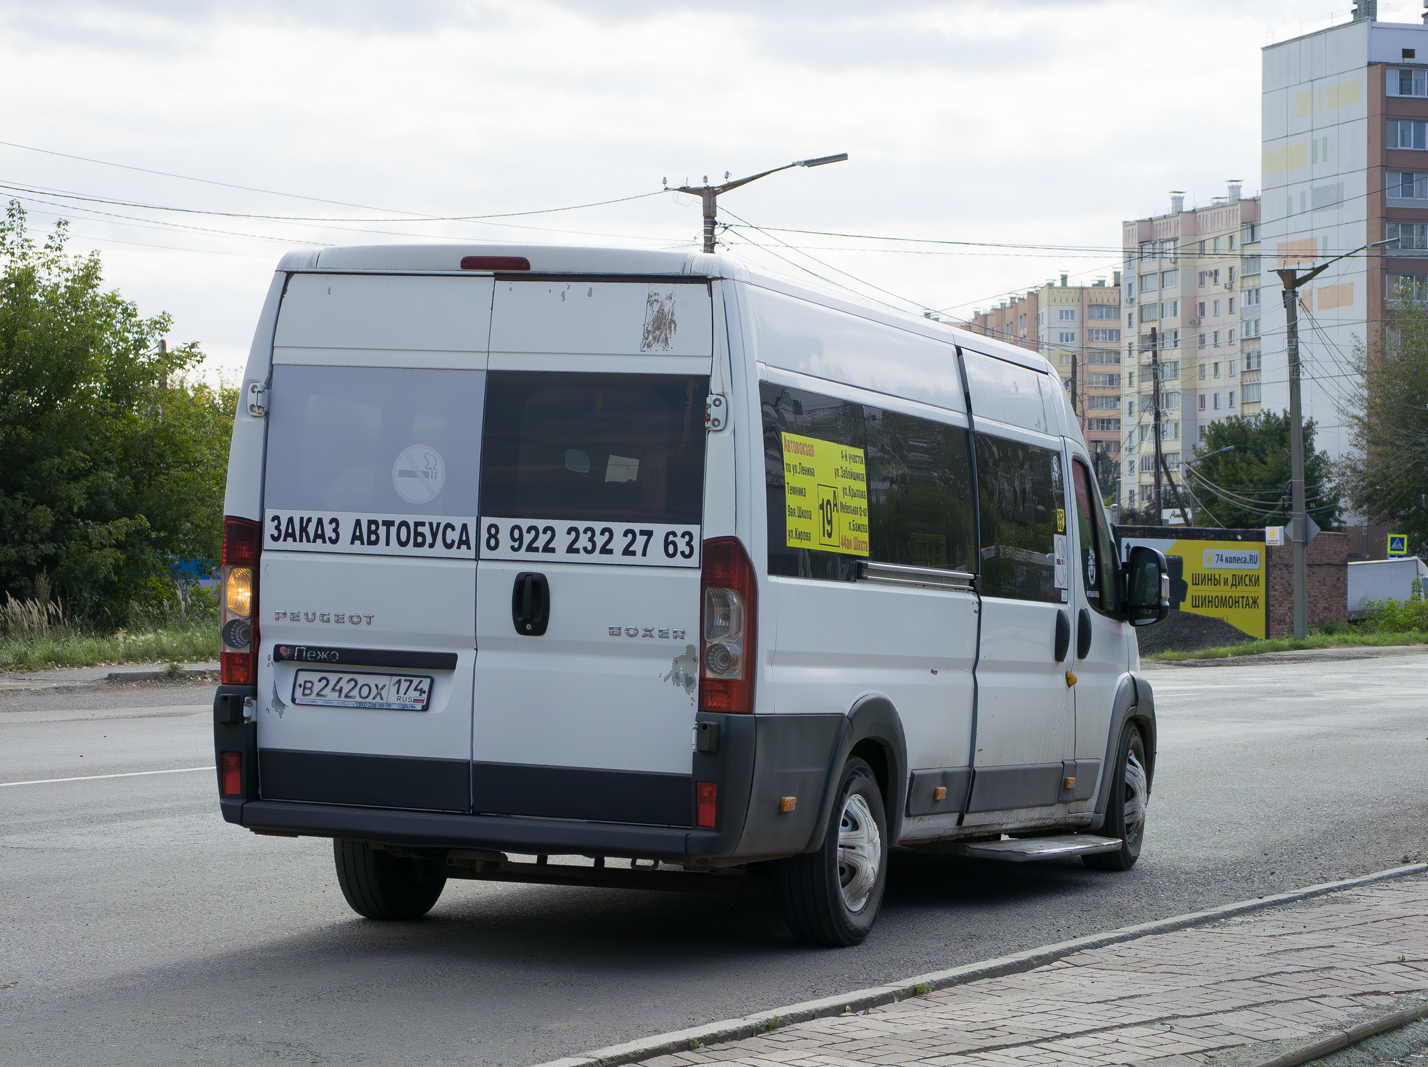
[1053,609,1071,663]
[1077,608,1092,659]
[512,572,550,637]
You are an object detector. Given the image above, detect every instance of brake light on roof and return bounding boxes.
[220,516,261,686]
[219,751,243,797]
[459,255,531,271]
[699,537,756,714]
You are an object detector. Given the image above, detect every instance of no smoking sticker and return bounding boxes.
[392,444,445,505]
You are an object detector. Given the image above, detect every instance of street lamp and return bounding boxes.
[669,154,848,254]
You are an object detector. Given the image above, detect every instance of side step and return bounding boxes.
[954,834,1122,862]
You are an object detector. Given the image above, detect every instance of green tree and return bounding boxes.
[1184,411,1341,531]
[0,201,234,625]
[1341,305,1428,555]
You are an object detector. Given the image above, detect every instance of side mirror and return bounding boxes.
[1123,545,1170,627]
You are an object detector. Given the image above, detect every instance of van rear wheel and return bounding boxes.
[775,757,888,947]
[1084,723,1148,872]
[334,839,446,920]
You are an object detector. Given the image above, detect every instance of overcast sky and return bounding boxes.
[1,0,1417,379]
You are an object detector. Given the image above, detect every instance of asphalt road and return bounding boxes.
[2,654,1427,1066]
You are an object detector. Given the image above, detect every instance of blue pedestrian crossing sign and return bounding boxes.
[1388,533,1408,557]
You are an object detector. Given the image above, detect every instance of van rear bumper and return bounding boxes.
[233,799,726,861]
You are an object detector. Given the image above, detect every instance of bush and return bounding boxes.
[1362,590,1428,633]
[0,201,234,628]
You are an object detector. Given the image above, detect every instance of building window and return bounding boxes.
[1199,364,1207,381]
[1387,171,1428,199]
[1244,351,1261,370]
[1387,274,1428,306]
[1213,269,1221,284]
[1228,235,1235,251]
[1243,382,1262,402]
[1087,328,1120,342]
[1163,329,1180,349]
[1140,273,1158,292]
[1229,297,1236,314]
[1228,359,1237,376]
[1164,391,1181,410]
[1086,418,1121,432]
[1228,390,1236,407]
[1387,221,1428,250]
[1198,301,1206,317]
[1213,299,1221,316]
[1391,119,1428,149]
[1213,393,1221,410]
[1392,67,1428,96]
[1159,361,1179,379]
[1244,288,1260,307]
[1160,269,1178,287]
[1241,222,1258,243]
[1088,304,1118,320]
[1198,271,1208,289]
[1213,330,1220,346]
[1139,302,1159,322]
[1199,394,1206,410]
[1213,237,1221,254]
[1198,333,1206,349]
[1161,300,1178,319]
[1229,327,1237,343]
[1241,256,1261,276]
[1243,318,1261,338]
[1160,238,1178,259]
[1059,308,1075,320]
[1213,361,1221,378]
[1229,266,1237,284]
[1059,331,1075,343]
[1199,425,1207,441]
[1086,396,1119,409]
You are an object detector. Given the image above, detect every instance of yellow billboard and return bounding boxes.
[1119,531,1267,639]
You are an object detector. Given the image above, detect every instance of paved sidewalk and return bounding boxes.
[639,875,1428,1067]
[0,661,218,694]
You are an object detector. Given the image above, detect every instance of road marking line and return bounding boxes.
[0,766,213,788]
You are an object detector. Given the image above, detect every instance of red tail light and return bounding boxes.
[220,517,261,686]
[696,782,718,828]
[460,255,531,271]
[219,751,243,797]
[699,537,756,714]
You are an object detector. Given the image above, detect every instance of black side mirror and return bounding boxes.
[1123,545,1169,627]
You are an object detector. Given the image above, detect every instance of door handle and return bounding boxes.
[1053,609,1071,663]
[511,572,550,636]
[1077,608,1093,660]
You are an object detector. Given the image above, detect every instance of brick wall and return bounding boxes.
[1268,531,1347,637]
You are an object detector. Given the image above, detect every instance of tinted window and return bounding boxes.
[480,372,707,524]
[264,365,484,516]
[1072,459,1120,616]
[975,433,1065,603]
[761,382,975,580]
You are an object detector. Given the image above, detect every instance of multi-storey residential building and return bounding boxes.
[1261,8,1428,463]
[1121,187,1262,519]
[963,274,1123,498]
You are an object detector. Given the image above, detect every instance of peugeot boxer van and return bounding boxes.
[213,245,1169,946]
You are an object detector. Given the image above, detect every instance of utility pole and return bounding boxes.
[671,153,848,254]
[1275,238,1388,638]
[1150,326,1163,525]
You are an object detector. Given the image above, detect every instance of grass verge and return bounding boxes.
[0,619,218,672]
[1148,629,1428,662]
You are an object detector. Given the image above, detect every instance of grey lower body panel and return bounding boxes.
[237,800,724,861]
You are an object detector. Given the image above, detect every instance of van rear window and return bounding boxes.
[479,372,708,525]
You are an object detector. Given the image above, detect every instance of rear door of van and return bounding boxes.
[470,279,713,827]
[255,273,492,812]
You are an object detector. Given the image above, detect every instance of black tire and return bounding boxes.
[775,757,888,947]
[334,839,446,920]
[1084,722,1148,872]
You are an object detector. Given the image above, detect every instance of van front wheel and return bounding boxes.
[1084,722,1148,872]
[334,839,446,919]
[775,757,888,947]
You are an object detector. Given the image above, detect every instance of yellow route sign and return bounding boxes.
[781,432,869,556]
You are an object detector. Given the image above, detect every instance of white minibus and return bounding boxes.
[214,245,1169,946]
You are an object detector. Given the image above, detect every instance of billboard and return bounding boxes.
[1116,527,1268,639]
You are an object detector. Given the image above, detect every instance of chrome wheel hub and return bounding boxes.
[838,792,882,912]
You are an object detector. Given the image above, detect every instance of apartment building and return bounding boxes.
[963,274,1123,498]
[1121,187,1262,518]
[1261,9,1428,461]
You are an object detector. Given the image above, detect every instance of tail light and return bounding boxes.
[221,517,261,686]
[699,537,756,714]
[696,782,718,828]
[219,751,243,797]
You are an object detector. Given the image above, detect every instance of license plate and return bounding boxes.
[291,669,432,711]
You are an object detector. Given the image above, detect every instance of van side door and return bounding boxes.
[1067,449,1132,808]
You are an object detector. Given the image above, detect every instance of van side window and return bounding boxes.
[760,382,976,580]
[864,409,976,572]
[1071,459,1120,616]
[480,372,708,524]
[975,434,1065,603]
